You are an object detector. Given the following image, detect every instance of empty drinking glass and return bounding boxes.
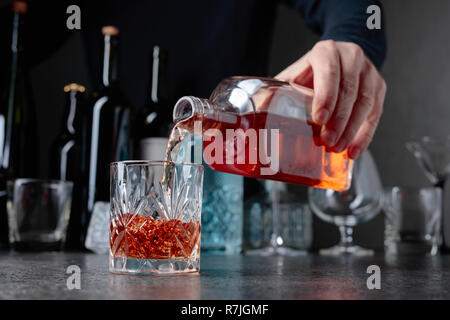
[406,136,450,188]
[384,186,441,256]
[109,160,204,275]
[7,179,73,251]
[244,180,312,255]
[308,150,383,255]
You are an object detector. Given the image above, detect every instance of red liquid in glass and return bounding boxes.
[110,213,201,259]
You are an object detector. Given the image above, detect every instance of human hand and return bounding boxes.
[276,40,387,159]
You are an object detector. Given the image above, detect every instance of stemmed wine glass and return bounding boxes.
[406,136,450,250]
[308,150,383,256]
[406,136,450,189]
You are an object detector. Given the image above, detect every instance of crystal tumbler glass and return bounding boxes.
[109,160,204,275]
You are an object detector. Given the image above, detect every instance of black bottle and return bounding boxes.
[134,46,172,158]
[49,83,88,250]
[85,26,131,220]
[0,1,38,250]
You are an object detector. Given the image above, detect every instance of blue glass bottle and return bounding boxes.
[201,167,243,254]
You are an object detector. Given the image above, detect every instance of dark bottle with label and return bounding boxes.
[49,83,88,250]
[85,26,131,225]
[134,46,172,158]
[0,1,38,250]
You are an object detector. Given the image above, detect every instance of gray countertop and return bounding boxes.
[1,252,450,300]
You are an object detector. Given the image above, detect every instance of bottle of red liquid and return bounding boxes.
[172,76,353,191]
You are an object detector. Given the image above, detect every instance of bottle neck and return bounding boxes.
[149,46,169,105]
[62,90,83,135]
[172,96,212,124]
[102,34,119,88]
[2,10,26,171]
[9,11,25,79]
[11,11,25,56]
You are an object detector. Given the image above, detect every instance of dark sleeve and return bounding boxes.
[288,0,387,69]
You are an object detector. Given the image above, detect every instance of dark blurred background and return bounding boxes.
[1,0,448,251]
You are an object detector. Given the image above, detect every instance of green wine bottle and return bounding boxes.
[0,0,38,250]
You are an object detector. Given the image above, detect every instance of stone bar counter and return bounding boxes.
[1,252,450,300]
